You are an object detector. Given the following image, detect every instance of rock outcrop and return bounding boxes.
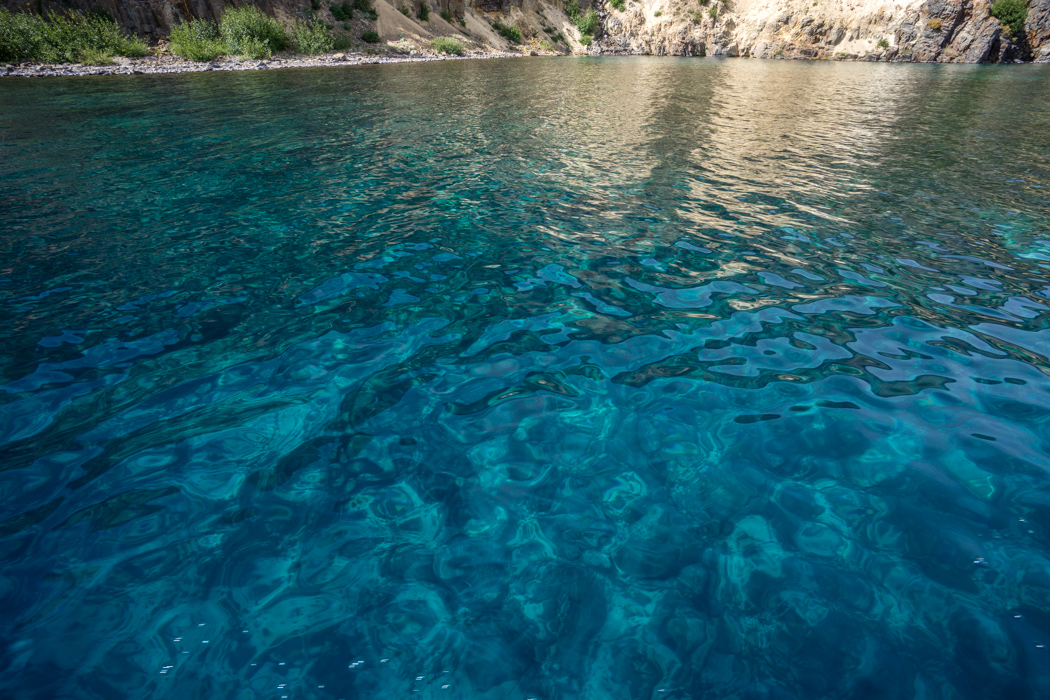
[1027,0,1050,59]
[595,0,1048,62]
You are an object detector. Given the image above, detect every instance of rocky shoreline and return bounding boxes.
[587,44,1041,63]
[0,50,529,79]
[4,39,1048,79]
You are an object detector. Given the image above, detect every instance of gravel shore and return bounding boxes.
[0,50,537,78]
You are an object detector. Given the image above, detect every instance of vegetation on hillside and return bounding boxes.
[0,9,146,63]
[219,6,287,58]
[331,0,378,22]
[991,0,1027,37]
[565,0,598,43]
[432,36,465,54]
[577,9,599,34]
[292,19,334,54]
[330,2,354,21]
[169,19,225,61]
[169,7,351,61]
[491,20,522,43]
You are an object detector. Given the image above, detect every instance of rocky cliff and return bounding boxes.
[598,0,1050,61]
[4,0,1048,60]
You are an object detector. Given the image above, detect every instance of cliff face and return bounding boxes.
[4,0,1048,61]
[598,0,1049,62]
[1027,0,1050,59]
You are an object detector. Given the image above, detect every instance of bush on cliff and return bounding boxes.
[333,32,352,50]
[566,0,599,40]
[576,9,598,35]
[292,19,334,54]
[991,0,1027,38]
[564,0,598,37]
[432,36,464,54]
[353,0,379,22]
[491,20,522,43]
[219,6,287,58]
[0,9,147,63]
[169,19,226,62]
[609,0,626,11]
[331,2,354,20]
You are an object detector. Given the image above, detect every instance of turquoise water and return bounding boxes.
[2,56,1050,699]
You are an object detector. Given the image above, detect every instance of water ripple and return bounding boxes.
[2,57,1050,698]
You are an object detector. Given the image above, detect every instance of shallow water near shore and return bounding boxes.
[2,57,1050,699]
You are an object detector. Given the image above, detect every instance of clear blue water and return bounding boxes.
[2,57,1050,699]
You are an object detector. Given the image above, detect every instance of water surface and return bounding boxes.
[2,57,1050,699]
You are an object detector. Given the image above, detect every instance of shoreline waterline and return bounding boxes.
[5,48,1047,79]
[0,50,535,79]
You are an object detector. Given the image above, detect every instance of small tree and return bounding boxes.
[990,0,1027,37]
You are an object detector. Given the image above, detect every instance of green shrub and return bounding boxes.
[400,4,411,16]
[292,19,333,53]
[565,0,582,21]
[441,9,454,22]
[79,47,113,64]
[417,1,430,21]
[610,0,625,9]
[331,2,353,20]
[492,20,522,43]
[877,37,889,48]
[708,6,717,17]
[580,32,592,45]
[169,19,226,62]
[698,0,709,5]
[361,28,381,42]
[576,9,598,34]
[990,0,1026,37]
[353,0,379,21]
[219,7,287,57]
[654,10,662,15]
[0,9,39,60]
[927,17,942,30]
[245,37,274,58]
[432,36,464,53]
[333,33,351,50]
[0,9,147,63]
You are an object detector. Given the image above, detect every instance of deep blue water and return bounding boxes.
[2,56,1050,699]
